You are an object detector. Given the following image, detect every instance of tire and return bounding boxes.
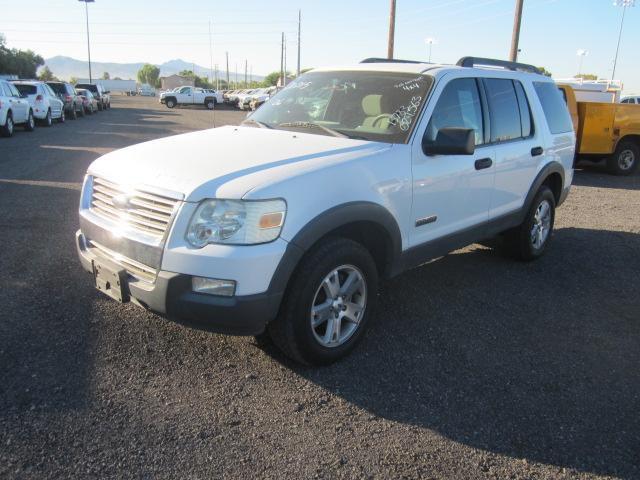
[97,102,103,111]
[58,109,65,124]
[24,110,35,132]
[205,99,215,110]
[607,140,639,176]
[1,112,13,137]
[504,186,556,261]
[166,98,176,108]
[268,237,379,366]
[86,106,92,115]
[43,109,52,127]
[78,105,85,117]
[70,105,77,120]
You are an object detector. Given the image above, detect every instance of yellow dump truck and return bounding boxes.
[557,84,640,175]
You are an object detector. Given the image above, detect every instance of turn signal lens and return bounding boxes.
[259,212,284,230]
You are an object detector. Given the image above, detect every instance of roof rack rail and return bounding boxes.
[360,57,424,64]
[457,57,541,75]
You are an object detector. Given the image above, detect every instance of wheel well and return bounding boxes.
[616,134,640,151]
[304,221,394,277]
[542,172,562,205]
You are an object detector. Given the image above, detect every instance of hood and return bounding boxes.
[88,126,390,202]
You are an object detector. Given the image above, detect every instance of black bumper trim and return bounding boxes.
[77,230,281,336]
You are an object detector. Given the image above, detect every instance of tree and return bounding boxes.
[576,73,597,81]
[537,66,552,77]
[0,33,44,78]
[38,66,56,81]
[102,71,110,80]
[137,63,160,88]
[69,76,78,85]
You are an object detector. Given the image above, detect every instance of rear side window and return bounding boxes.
[533,82,573,134]
[514,81,533,138]
[426,78,484,146]
[484,79,521,142]
[48,83,64,94]
[14,84,37,95]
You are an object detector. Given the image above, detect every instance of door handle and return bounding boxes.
[531,146,544,157]
[474,158,493,170]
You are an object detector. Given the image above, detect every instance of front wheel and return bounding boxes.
[505,186,556,261]
[1,113,13,137]
[58,109,65,123]
[166,99,176,108]
[205,99,215,110]
[43,109,52,127]
[268,238,378,365]
[607,140,639,176]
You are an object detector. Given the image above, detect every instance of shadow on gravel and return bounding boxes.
[573,165,640,191]
[275,227,640,478]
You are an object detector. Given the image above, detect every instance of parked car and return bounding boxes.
[76,89,99,114]
[238,88,266,110]
[620,96,640,104]
[234,89,258,109]
[249,87,278,111]
[159,86,216,109]
[75,83,110,110]
[76,56,575,365]
[202,89,224,104]
[47,81,84,119]
[0,79,35,137]
[12,80,65,126]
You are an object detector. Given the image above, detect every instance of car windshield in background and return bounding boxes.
[249,71,433,143]
[14,84,37,95]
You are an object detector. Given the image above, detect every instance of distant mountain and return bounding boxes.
[41,56,262,82]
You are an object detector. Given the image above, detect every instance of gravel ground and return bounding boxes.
[0,96,639,479]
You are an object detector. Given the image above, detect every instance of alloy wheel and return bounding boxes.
[310,265,367,348]
[530,199,551,249]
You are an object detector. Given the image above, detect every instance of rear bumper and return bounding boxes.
[76,230,282,336]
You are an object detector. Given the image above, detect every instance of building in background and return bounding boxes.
[76,78,136,94]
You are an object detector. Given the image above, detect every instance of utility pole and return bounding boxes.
[244,60,247,87]
[235,63,238,89]
[509,0,524,62]
[250,65,252,86]
[387,0,396,59]
[297,9,301,77]
[215,64,219,90]
[225,51,229,88]
[280,32,284,87]
[284,35,287,86]
[208,20,214,87]
[78,0,94,82]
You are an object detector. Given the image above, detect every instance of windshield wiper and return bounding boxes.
[241,118,273,129]
[278,121,349,138]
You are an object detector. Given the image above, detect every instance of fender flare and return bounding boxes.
[267,202,403,296]
[519,161,565,222]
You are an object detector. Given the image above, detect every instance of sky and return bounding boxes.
[1,0,638,93]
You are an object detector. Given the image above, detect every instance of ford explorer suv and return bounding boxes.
[76,57,575,365]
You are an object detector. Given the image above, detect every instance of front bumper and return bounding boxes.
[76,230,283,335]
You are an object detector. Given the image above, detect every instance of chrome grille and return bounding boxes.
[90,177,179,240]
[89,240,156,284]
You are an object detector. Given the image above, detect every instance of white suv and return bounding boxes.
[0,79,36,137]
[76,57,575,365]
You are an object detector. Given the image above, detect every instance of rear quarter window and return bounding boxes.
[533,82,574,134]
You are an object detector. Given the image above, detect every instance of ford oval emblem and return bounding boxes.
[112,194,132,211]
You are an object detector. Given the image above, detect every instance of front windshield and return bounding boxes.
[249,70,433,143]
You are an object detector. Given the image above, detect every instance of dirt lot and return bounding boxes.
[0,96,639,479]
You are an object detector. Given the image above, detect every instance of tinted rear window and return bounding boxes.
[47,83,66,94]
[533,82,573,134]
[484,78,521,142]
[14,84,37,95]
[76,84,97,93]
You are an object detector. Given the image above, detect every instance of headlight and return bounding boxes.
[186,199,286,248]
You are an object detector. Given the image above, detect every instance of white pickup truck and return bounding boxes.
[77,57,575,365]
[159,86,217,109]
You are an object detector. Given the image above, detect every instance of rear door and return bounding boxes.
[484,78,541,218]
[410,75,494,246]
[8,83,29,122]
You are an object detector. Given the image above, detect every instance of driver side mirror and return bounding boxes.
[422,127,475,156]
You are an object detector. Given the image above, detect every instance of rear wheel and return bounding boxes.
[70,105,77,120]
[1,112,13,137]
[268,238,378,365]
[78,105,85,117]
[607,140,639,176]
[24,110,35,132]
[58,109,65,123]
[504,186,556,261]
[97,101,103,111]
